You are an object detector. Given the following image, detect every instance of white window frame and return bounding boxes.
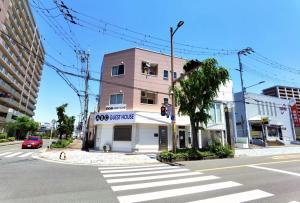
[140,90,156,105]
[163,70,168,80]
[109,93,124,105]
[111,64,125,77]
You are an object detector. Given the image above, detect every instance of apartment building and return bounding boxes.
[263,86,300,137]
[0,0,44,129]
[93,48,235,152]
[235,92,295,145]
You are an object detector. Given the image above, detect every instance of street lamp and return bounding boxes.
[170,20,184,153]
[244,81,266,91]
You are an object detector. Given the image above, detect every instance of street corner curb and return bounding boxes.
[32,154,93,166]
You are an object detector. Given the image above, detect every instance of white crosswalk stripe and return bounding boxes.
[111,175,220,191]
[5,152,23,157]
[0,152,12,156]
[103,168,189,178]
[18,152,34,158]
[101,166,178,173]
[0,151,34,158]
[99,164,275,203]
[187,189,274,203]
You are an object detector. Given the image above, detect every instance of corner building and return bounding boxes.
[94,48,235,152]
[0,0,44,129]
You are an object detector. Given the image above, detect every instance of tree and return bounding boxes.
[56,103,75,139]
[173,58,229,149]
[5,116,39,139]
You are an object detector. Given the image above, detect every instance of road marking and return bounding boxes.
[197,159,300,172]
[99,164,167,170]
[5,152,23,157]
[103,168,189,178]
[106,171,202,183]
[101,166,179,174]
[186,189,273,203]
[18,152,34,157]
[117,181,241,203]
[272,154,300,160]
[289,201,300,203]
[0,152,12,156]
[111,175,220,191]
[249,165,300,177]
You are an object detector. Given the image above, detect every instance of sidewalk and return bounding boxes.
[37,149,160,166]
[0,141,22,147]
[235,145,300,157]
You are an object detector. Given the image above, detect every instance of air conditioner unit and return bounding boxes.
[141,91,147,97]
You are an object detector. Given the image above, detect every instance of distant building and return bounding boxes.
[263,86,300,138]
[0,0,45,129]
[93,48,236,152]
[235,92,295,146]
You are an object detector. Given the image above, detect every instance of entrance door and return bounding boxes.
[159,126,168,151]
[179,130,186,148]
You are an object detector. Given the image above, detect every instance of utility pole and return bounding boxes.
[77,50,90,151]
[170,21,184,153]
[237,47,254,146]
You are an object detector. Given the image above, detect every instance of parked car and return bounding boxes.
[22,136,43,149]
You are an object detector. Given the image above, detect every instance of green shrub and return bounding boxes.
[187,148,202,160]
[159,151,175,161]
[7,137,15,142]
[174,152,189,160]
[0,139,8,143]
[199,151,216,158]
[208,139,234,158]
[50,139,73,148]
[0,133,7,139]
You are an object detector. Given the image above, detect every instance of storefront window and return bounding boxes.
[113,125,132,141]
[267,126,278,137]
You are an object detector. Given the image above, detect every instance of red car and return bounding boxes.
[22,136,43,149]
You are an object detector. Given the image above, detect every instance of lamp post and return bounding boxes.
[170,21,184,153]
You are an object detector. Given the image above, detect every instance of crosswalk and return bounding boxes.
[0,151,34,159]
[99,163,274,203]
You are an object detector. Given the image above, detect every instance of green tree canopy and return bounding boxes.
[5,116,39,139]
[174,58,229,149]
[56,103,75,139]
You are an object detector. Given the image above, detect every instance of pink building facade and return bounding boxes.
[94,48,235,152]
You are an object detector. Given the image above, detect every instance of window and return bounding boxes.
[111,64,124,76]
[163,98,168,105]
[274,103,277,116]
[163,70,168,80]
[141,91,156,104]
[261,102,265,115]
[257,101,261,115]
[109,94,123,105]
[173,72,177,79]
[141,61,158,76]
[265,101,269,115]
[209,103,222,124]
[113,125,132,141]
[269,102,273,116]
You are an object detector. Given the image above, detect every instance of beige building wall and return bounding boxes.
[99,48,186,113]
[0,0,44,127]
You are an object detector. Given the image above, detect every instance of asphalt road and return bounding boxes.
[2,143,300,203]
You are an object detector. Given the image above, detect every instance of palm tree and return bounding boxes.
[174,58,229,149]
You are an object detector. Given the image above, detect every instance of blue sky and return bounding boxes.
[30,0,300,123]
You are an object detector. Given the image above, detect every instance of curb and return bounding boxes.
[0,141,22,147]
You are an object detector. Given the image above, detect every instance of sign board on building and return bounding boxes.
[94,111,135,124]
[290,99,300,127]
[261,117,269,125]
[105,104,126,111]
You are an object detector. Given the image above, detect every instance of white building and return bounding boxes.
[235,92,296,146]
